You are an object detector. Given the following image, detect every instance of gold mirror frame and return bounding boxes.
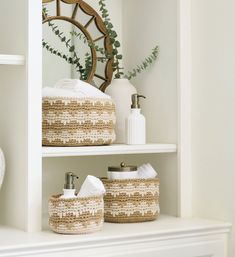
[42,0,113,91]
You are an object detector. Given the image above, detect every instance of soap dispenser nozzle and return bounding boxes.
[131,94,146,109]
[64,172,79,189]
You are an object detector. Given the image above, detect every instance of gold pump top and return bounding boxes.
[131,94,146,109]
[64,172,79,189]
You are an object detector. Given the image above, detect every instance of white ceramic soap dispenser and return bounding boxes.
[60,172,79,199]
[126,94,146,144]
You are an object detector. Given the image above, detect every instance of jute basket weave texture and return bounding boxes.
[42,97,116,146]
[101,177,160,223]
[48,195,104,234]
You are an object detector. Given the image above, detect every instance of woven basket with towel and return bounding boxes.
[42,79,116,146]
[48,175,106,234]
[48,195,104,234]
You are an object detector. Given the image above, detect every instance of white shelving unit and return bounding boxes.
[0,215,231,257]
[42,144,177,158]
[0,55,25,65]
[0,0,231,256]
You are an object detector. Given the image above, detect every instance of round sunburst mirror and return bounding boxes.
[42,0,113,91]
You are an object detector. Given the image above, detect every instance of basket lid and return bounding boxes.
[108,162,137,172]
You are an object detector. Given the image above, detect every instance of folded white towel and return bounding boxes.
[42,79,111,99]
[77,175,106,197]
[137,163,158,179]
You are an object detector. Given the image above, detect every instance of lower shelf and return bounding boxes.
[0,215,231,257]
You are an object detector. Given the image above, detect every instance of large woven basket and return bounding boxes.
[42,97,116,146]
[48,195,104,234]
[101,177,160,223]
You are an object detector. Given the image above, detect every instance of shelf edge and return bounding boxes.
[0,54,25,65]
[42,144,177,158]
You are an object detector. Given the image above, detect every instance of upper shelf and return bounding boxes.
[0,54,25,65]
[42,143,177,158]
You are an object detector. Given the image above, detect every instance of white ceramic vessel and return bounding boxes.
[107,171,138,180]
[107,162,138,180]
[0,148,5,189]
[105,78,137,143]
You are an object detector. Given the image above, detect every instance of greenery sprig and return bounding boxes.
[125,46,159,80]
[98,0,124,78]
[98,0,159,79]
[43,6,93,80]
[42,1,159,82]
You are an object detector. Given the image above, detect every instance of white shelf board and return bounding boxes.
[42,143,177,158]
[0,54,25,65]
[0,215,231,256]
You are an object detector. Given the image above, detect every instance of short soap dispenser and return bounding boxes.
[126,94,146,144]
[60,172,79,199]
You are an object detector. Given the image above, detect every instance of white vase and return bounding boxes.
[105,78,137,143]
[0,148,5,189]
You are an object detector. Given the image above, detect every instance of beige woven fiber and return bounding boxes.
[48,195,104,234]
[101,178,160,223]
[42,97,116,146]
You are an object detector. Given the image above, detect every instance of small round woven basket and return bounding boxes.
[101,177,160,223]
[42,97,116,146]
[48,195,104,234]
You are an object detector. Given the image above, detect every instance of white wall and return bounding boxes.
[0,1,28,229]
[122,0,178,215]
[0,0,42,231]
[191,0,235,255]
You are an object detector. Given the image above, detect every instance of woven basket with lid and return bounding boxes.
[101,177,160,223]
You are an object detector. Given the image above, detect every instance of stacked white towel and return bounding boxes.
[78,175,106,198]
[43,79,111,99]
[137,163,158,179]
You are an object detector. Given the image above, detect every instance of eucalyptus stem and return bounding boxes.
[42,3,159,82]
[43,6,89,79]
[125,46,159,80]
[70,30,112,63]
[98,0,123,78]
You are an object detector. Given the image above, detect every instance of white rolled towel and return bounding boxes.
[77,175,106,197]
[42,79,111,99]
[54,79,111,99]
[138,163,158,179]
[42,86,80,98]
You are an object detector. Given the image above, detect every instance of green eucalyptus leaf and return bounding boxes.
[114,41,120,47]
[69,46,75,52]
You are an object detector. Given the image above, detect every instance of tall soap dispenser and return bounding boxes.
[60,172,79,199]
[126,94,146,144]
